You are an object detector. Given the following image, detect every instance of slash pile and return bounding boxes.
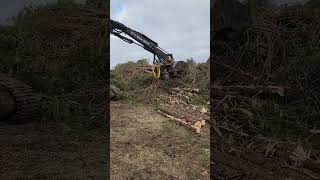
[156,87,209,134]
[211,3,320,179]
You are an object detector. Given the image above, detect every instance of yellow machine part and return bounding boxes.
[152,64,161,78]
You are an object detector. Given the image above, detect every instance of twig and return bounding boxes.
[281,165,320,179]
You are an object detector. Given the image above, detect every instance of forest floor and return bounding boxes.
[0,121,108,179]
[110,101,210,180]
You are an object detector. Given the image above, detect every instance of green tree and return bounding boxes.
[137,59,149,65]
[86,0,107,8]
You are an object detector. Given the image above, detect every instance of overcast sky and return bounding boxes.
[110,0,210,69]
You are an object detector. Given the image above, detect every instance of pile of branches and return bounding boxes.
[0,4,109,127]
[211,5,320,178]
[212,6,320,136]
[156,86,209,134]
[15,6,107,60]
[112,62,210,134]
[40,80,108,128]
[1,5,108,95]
[110,59,210,134]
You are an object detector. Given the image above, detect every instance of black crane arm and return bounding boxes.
[110,19,174,66]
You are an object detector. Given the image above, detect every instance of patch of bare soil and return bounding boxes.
[110,101,210,180]
[0,123,107,179]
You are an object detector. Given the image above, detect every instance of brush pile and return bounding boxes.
[211,3,320,179]
[213,5,320,137]
[157,86,209,133]
[0,3,109,127]
[0,5,108,95]
[111,59,210,134]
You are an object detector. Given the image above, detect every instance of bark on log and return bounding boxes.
[157,110,199,133]
[159,104,202,124]
[212,85,286,97]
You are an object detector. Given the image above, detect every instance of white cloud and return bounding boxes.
[110,0,210,69]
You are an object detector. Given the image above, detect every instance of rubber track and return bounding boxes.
[0,74,39,124]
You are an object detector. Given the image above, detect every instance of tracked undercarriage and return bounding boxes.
[0,74,39,124]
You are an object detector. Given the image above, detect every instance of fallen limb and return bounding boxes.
[212,85,286,97]
[219,125,249,137]
[157,110,200,133]
[159,104,201,124]
[281,165,320,180]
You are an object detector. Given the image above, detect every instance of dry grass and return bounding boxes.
[110,101,209,180]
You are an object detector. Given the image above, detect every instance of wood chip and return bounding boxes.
[200,107,208,114]
[195,121,202,128]
[195,127,201,133]
[201,120,206,126]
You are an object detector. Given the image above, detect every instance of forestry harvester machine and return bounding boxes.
[110,19,187,79]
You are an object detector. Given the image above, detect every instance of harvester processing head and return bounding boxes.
[134,60,187,80]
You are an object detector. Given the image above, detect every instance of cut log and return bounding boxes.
[159,104,193,121]
[212,85,286,97]
[157,110,198,132]
[157,103,208,134]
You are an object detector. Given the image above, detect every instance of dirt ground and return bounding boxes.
[212,128,320,180]
[110,101,210,180]
[212,148,318,180]
[0,122,108,179]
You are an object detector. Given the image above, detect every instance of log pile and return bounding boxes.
[156,87,209,134]
[120,65,155,79]
[135,65,154,75]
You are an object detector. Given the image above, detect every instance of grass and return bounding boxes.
[110,103,209,179]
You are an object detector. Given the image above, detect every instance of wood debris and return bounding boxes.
[156,87,209,134]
